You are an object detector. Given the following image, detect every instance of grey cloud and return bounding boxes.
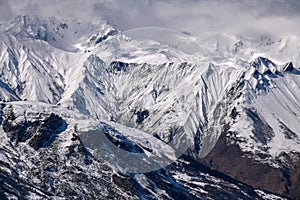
[3,0,300,37]
[0,0,13,21]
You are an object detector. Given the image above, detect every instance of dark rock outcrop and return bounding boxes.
[136,109,149,124]
[199,130,300,200]
[2,107,67,150]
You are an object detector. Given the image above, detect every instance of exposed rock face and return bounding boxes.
[2,106,67,150]
[112,155,272,200]
[135,109,150,124]
[197,57,300,200]
[0,105,130,199]
[0,103,286,199]
[199,130,300,200]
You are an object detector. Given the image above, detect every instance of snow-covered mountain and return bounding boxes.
[0,15,300,199]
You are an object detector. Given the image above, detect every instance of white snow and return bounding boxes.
[0,15,300,174]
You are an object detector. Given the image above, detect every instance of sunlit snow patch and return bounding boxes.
[124,27,203,55]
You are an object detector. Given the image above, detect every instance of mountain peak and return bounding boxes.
[250,56,277,74]
[241,57,300,99]
[283,62,295,72]
[1,15,117,52]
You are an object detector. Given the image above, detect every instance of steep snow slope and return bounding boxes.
[199,57,300,199]
[1,15,299,168]
[0,15,202,118]
[0,15,300,199]
[223,57,300,159]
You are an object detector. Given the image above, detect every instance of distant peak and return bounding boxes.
[249,56,278,74]
[251,56,276,69]
[1,15,118,52]
[283,62,295,72]
[243,57,299,94]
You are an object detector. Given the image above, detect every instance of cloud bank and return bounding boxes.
[2,0,300,38]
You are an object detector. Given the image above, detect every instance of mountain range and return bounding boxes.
[0,15,300,199]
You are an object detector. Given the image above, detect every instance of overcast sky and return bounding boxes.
[1,0,300,38]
